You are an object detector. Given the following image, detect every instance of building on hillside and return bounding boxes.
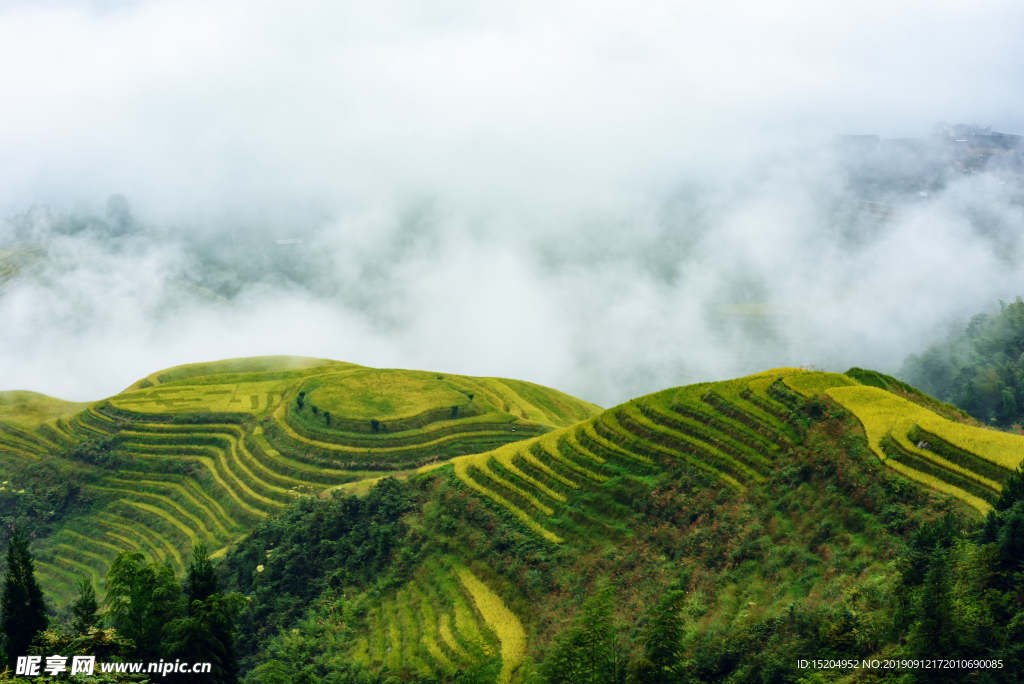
[936,122,1023,172]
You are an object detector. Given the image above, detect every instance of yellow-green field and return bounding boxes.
[0,391,89,433]
[823,384,1024,512]
[782,371,858,398]
[0,356,602,608]
[357,559,512,677]
[0,243,44,291]
[301,369,475,421]
[7,357,1024,681]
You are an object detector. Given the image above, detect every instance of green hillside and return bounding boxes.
[214,366,1024,683]
[6,362,1024,683]
[0,239,229,305]
[0,356,601,608]
[0,242,44,292]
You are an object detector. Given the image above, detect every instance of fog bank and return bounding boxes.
[1,0,1023,405]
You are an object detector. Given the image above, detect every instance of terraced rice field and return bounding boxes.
[448,369,801,545]
[359,559,517,679]
[0,357,601,606]
[8,357,1024,676]
[782,374,1024,513]
[446,368,1024,548]
[0,243,44,292]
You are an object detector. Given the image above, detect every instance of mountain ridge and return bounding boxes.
[3,359,1024,683]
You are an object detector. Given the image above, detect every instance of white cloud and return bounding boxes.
[1,0,1023,404]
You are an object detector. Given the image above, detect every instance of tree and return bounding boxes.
[166,593,245,684]
[908,546,960,677]
[901,512,961,586]
[165,544,244,684]
[640,590,687,682]
[104,550,185,662]
[901,297,1024,426]
[1,527,48,669]
[541,587,622,684]
[324,411,331,425]
[371,419,380,432]
[1004,389,1019,419]
[997,502,1024,576]
[70,576,100,634]
[996,465,1024,512]
[185,543,218,605]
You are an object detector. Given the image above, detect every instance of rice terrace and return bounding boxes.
[4,355,1024,682]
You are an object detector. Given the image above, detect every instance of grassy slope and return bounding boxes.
[0,391,90,432]
[0,356,602,610]
[220,367,1024,683]
[7,360,1024,681]
[779,370,1024,513]
[0,243,44,293]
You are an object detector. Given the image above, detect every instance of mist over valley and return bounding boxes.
[3,3,1024,684]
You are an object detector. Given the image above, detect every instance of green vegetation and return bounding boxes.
[105,550,187,663]
[824,384,1024,512]
[9,358,1024,682]
[902,297,1024,426]
[0,357,599,615]
[70,575,100,634]
[454,562,525,684]
[783,371,857,397]
[0,390,89,434]
[219,371,1022,683]
[1,528,48,669]
[213,367,1024,683]
[3,538,243,684]
[886,477,1024,681]
[0,243,44,295]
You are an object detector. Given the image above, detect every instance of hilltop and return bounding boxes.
[0,356,600,595]
[3,361,1024,682]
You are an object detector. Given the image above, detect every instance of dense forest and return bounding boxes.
[901,297,1024,427]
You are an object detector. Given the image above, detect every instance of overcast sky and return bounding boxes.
[2,0,1024,406]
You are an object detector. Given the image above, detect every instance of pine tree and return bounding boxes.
[70,576,100,634]
[104,550,185,662]
[641,590,687,683]
[540,587,621,684]
[165,544,244,684]
[185,543,218,606]
[910,546,959,670]
[578,587,616,684]
[1,527,49,669]
[996,465,1024,512]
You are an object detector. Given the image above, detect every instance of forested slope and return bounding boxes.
[902,297,1024,427]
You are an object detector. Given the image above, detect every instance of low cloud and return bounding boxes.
[1,0,1023,405]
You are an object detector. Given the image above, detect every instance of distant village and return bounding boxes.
[837,122,1023,173]
[835,122,1023,214]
